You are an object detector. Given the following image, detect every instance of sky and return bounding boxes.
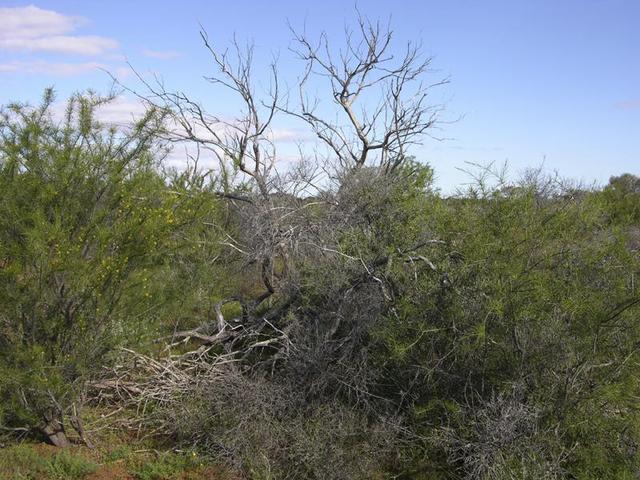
[0,0,638,191]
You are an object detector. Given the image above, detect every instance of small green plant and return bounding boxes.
[131,451,201,480]
[104,444,134,463]
[45,450,97,479]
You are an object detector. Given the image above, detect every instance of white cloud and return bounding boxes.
[2,35,118,55]
[113,66,133,79]
[164,144,218,170]
[0,60,106,76]
[270,128,315,143]
[0,5,118,55]
[141,49,182,60]
[51,95,148,125]
[94,96,148,125]
[0,4,78,38]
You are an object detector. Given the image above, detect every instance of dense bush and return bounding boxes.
[0,90,220,445]
[141,164,639,479]
[375,171,640,477]
[161,372,400,479]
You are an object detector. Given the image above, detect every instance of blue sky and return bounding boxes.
[1,1,638,191]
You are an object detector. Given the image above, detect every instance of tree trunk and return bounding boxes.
[41,413,70,448]
[70,404,93,448]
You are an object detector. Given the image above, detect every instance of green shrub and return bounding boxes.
[0,90,221,444]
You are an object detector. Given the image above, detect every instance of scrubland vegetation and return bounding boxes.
[1,15,639,480]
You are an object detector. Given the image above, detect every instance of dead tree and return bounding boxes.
[142,35,279,279]
[130,15,448,386]
[286,13,447,173]
[129,29,319,370]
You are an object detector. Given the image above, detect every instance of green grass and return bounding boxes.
[0,444,97,480]
[46,450,98,479]
[0,406,234,480]
[129,451,205,480]
[0,439,232,480]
